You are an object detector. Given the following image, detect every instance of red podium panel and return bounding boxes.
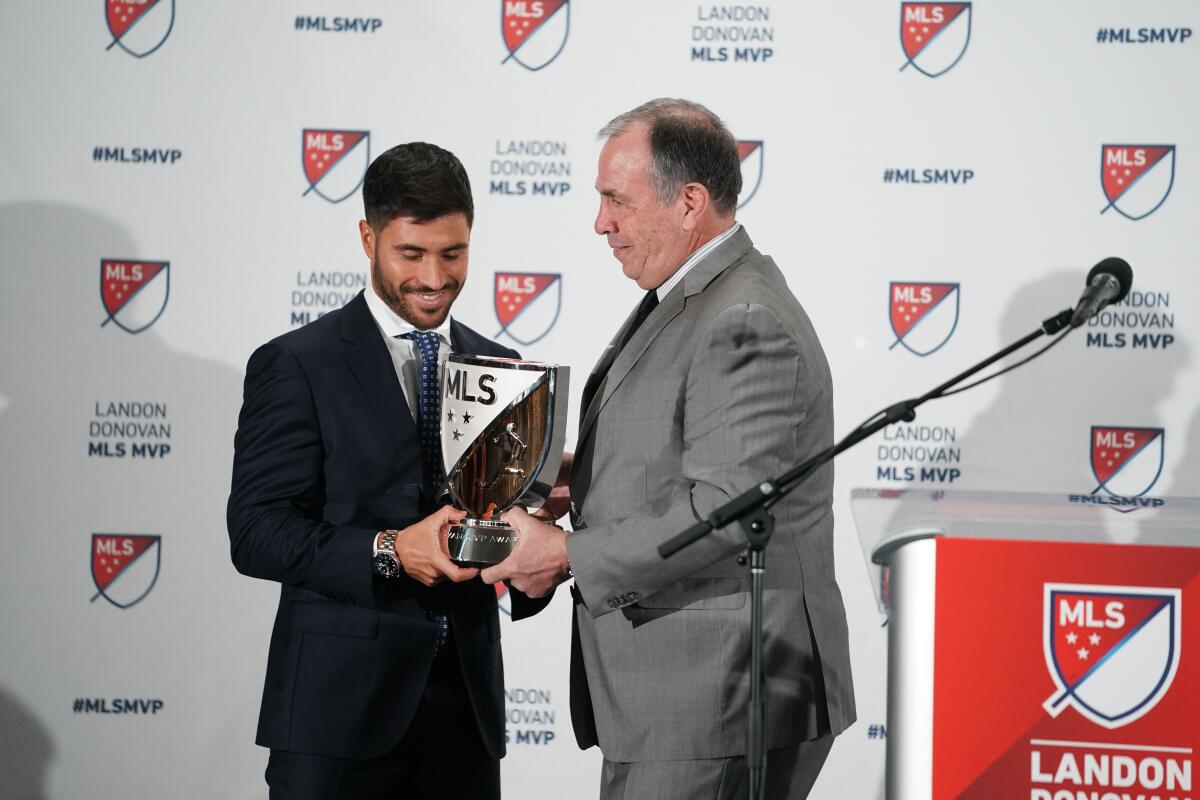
[932,538,1199,799]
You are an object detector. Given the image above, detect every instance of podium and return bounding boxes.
[850,489,1200,800]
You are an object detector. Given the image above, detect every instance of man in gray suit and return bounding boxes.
[481,98,855,798]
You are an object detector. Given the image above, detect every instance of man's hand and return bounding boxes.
[532,452,573,521]
[394,506,479,587]
[480,507,570,598]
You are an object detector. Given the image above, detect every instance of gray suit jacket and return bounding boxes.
[566,228,855,762]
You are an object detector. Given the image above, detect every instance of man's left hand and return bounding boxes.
[480,507,570,598]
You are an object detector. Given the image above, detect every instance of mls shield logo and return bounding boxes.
[90,534,162,609]
[1100,144,1176,221]
[100,259,170,334]
[1043,583,1181,729]
[899,3,971,77]
[888,282,959,356]
[501,0,570,71]
[736,141,764,210]
[1090,426,1165,497]
[494,272,562,345]
[302,129,370,204]
[105,0,175,58]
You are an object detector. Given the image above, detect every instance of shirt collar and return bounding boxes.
[363,283,453,346]
[654,222,742,301]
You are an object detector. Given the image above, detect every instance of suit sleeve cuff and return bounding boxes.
[565,528,634,618]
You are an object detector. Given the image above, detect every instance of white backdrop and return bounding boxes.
[1,2,1197,798]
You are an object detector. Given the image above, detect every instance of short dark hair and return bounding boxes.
[362,142,474,229]
[599,99,742,216]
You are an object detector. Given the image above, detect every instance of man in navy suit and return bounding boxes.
[228,142,539,799]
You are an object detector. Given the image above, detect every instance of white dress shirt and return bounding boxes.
[363,283,453,423]
[654,222,741,301]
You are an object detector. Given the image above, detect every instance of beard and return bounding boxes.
[372,254,462,330]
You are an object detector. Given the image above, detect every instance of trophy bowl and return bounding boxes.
[440,355,569,567]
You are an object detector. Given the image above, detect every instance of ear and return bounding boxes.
[358,220,374,260]
[678,182,711,232]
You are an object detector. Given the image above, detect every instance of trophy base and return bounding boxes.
[447,519,516,567]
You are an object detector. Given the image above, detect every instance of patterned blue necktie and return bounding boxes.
[398,331,445,492]
[398,330,450,657]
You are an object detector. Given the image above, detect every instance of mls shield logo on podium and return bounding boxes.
[105,0,175,58]
[899,3,972,77]
[737,140,764,210]
[501,0,570,71]
[494,272,562,345]
[91,534,162,609]
[100,259,170,334]
[302,129,370,204]
[1090,426,1165,497]
[1043,583,1181,729]
[888,282,959,356]
[1100,144,1176,221]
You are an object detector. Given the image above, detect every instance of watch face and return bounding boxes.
[374,552,401,579]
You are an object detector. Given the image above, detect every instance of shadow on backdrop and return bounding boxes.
[924,269,1189,495]
[0,201,262,797]
[0,685,52,800]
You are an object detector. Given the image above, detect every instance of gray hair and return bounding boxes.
[598,98,742,216]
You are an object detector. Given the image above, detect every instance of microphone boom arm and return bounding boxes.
[658,307,1074,559]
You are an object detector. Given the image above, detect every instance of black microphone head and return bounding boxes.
[1087,257,1133,304]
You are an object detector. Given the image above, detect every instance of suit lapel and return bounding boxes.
[339,293,418,454]
[576,290,683,445]
[449,318,483,357]
[577,302,642,430]
[575,228,755,447]
[451,317,520,359]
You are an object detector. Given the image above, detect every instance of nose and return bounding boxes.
[414,257,448,290]
[594,201,615,237]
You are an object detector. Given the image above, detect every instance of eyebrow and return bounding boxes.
[392,242,470,253]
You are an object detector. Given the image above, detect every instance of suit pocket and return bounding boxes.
[636,576,749,610]
[286,599,379,639]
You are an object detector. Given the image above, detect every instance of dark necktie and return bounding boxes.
[581,289,659,416]
[397,331,445,492]
[397,330,450,656]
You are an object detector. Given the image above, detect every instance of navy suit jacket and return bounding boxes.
[227,291,541,760]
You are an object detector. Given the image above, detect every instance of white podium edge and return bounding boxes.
[883,534,938,800]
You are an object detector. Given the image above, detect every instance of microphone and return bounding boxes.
[1070,258,1133,328]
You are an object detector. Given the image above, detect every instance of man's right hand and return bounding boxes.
[394,506,479,586]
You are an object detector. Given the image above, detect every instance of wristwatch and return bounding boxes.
[373,530,402,578]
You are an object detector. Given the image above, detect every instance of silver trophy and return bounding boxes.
[440,355,569,566]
